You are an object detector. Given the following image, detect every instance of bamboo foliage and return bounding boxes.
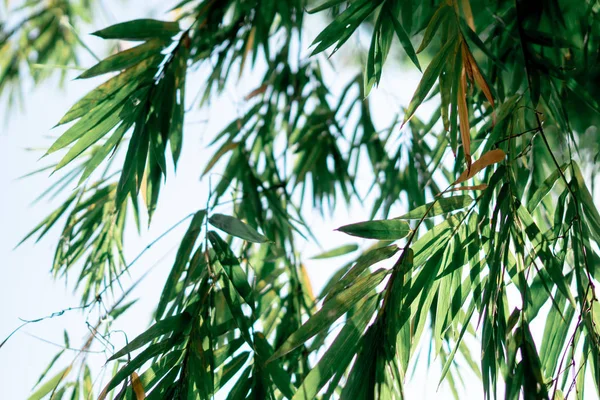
[3,0,600,398]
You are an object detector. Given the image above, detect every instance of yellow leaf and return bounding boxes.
[460,0,475,30]
[461,41,474,82]
[239,27,255,79]
[448,184,489,192]
[132,372,146,400]
[140,172,148,206]
[457,64,471,169]
[300,264,315,302]
[244,83,268,101]
[462,42,495,108]
[202,141,239,176]
[454,149,506,184]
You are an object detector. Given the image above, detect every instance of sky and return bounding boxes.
[0,1,505,399]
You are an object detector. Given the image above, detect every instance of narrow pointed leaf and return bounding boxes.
[311,244,359,259]
[402,39,455,126]
[396,195,473,219]
[208,213,269,243]
[269,269,388,361]
[92,19,180,41]
[453,149,506,184]
[337,219,410,240]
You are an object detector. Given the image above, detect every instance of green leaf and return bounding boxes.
[439,299,477,383]
[339,326,378,398]
[99,339,178,399]
[458,17,505,71]
[386,7,421,71]
[55,106,124,170]
[402,38,456,126]
[253,333,295,398]
[293,296,378,400]
[28,367,71,400]
[108,312,191,361]
[47,78,143,155]
[566,79,600,115]
[337,219,410,240]
[412,214,463,267]
[310,0,378,56]
[268,268,388,361]
[306,0,347,14]
[214,338,245,367]
[33,350,65,389]
[208,231,255,307]
[311,244,359,259]
[135,351,182,394]
[326,245,399,300]
[78,117,135,184]
[416,3,450,53]
[516,205,575,306]
[572,162,600,237]
[396,195,473,219]
[213,352,250,392]
[115,111,149,205]
[78,39,164,79]
[208,213,269,243]
[527,164,567,213]
[58,57,160,126]
[156,210,205,319]
[92,19,180,41]
[225,367,252,400]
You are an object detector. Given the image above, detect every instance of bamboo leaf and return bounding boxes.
[156,210,205,319]
[453,149,506,184]
[449,184,488,192]
[528,164,568,212]
[416,4,450,53]
[208,213,269,243]
[78,39,163,79]
[293,297,378,400]
[386,7,421,71]
[99,339,179,400]
[108,313,191,361]
[337,219,410,240]
[306,0,347,14]
[27,367,71,400]
[396,195,473,219]
[208,231,255,307]
[457,60,471,168]
[311,244,359,259]
[402,39,456,126]
[326,245,399,300]
[131,372,146,400]
[268,269,388,361]
[462,42,494,107]
[92,19,180,41]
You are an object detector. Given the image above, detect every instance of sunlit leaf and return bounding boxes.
[209,213,269,243]
[454,149,506,184]
[269,269,388,361]
[311,244,359,259]
[396,195,473,219]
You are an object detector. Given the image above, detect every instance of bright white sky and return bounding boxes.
[0,1,544,399]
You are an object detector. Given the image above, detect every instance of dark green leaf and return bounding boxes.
[92,19,180,41]
[337,219,410,240]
